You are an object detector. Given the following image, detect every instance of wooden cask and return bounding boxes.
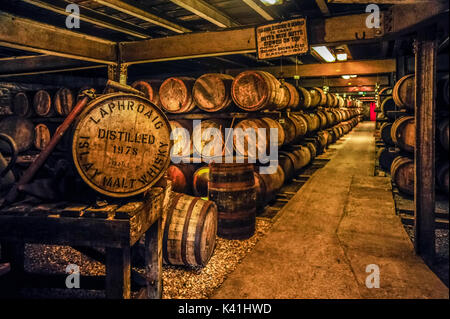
[159,77,196,113]
[316,110,328,129]
[393,74,415,111]
[309,87,325,107]
[254,165,285,209]
[436,160,449,194]
[279,151,296,181]
[34,123,51,151]
[377,147,400,172]
[391,156,414,195]
[337,95,345,108]
[71,93,171,198]
[289,114,308,139]
[233,118,269,159]
[193,166,210,198]
[304,142,317,159]
[163,193,217,267]
[0,116,35,154]
[381,96,398,121]
[324,110,337,127]
[438,117,449,151]
[231,71,289,111]
[380,123,394,146]
[279,116,297,145]
[208,163,256,240]
[170,119,193,157]
[291,146,312,171]
[131,80,162,107]
[33,90,54,117]
[12,92,33,117]
[167,164,196,194]
[391,116,415,153]
[0,133,17,190]
[284,82,300,110]
[261,117,285,146]
[297,86,312,109]
[377,87,392,106]
[54,88,75,117]
[193,73,234,112]
[193,119,225,159]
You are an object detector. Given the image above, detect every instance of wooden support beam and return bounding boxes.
[242,0,276,21]
[0,12,116,64]
[414,30,437,264]
[0,55,102,77]
[227,59,396,78]
[169,0,239,28]
[21,0,151,39]
[316,0,331,16]
[92,0,191,34]
[120,28,256,64]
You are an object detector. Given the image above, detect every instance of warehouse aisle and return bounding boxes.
[213,121,449,299]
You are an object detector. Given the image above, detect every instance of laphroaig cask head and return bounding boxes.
[72,93,172,198]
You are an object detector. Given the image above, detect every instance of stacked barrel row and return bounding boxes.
[377,75,448,195]
[132,71,359,114]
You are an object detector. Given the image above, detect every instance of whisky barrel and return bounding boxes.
[377,87,392,106]
[391,156,414,195]
[192,119,225,159]
[300,113,321,133]
[279,116,297,145]
[261,117,285,146]
[391,116,415,153]
[167,164,196,194]
[326,93,335,108]
[231,71,289,111]
[324,110,337,127]
[289,114,308,140]
[377,147,400,172]
[233,118,269,159]
[316,110,328,129]
[193,166,209,197]
[309,87,326,107]
[304,141,317,159]
[33,90,54,117]
[279,151,297,181]
[163,193,217,267]
[54,88,75,117]
[438,117,449,151]
[284,82,300,110]
[337,95,345,108]
[254,165,285,209]
[159,77,196,113]
[71,93,171,197]
[0,116,35,154]
[297,86,312,109]
[316,131,328,151]
[436,160,449,194]
[208,163,256,240]
[193,73,234,112]
[170,119,193,157]
[393,74,415,111]
[34,123,51,151]
[12,92,33,117]
[291,146,312,171]
[131,80,162,106]
[381,96,398,121]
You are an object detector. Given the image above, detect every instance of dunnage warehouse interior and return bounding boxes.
[0,0,448,301]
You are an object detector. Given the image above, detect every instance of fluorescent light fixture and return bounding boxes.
[260,0,283,5]
[336,49,347,61]
[312,46,336,63]
[350,75,357,78]
[341,75,351,79]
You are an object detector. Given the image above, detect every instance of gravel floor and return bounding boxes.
[15,218,273,299]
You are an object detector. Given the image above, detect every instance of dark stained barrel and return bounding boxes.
[279,151,297,181]
[438,117,449,151]
[381,96,398,121]
[208,163,256,240]
[380,122,394,146]
[33,90,53,117]
[436,160,449,194]
[193,166,210,197]
[297,86,311,109]
[34,123,51,151]
[391,156,414,195]
[159,77,196,113]
[163,193,217,267]
[0,116,35,153]
[291,146,312,171]
[231,71,289,111]
[167,164,196,194]
[279,116,297,145]
[391,116,415,153]
[12,92,33,117]
[54,88,75,116]
[131,80,162,106]
[289,113,308,140]
[254,165,285,210]
[437,78,449,109]
[377,147,400,172]
[393,74,415,111]
[193,73,234,112]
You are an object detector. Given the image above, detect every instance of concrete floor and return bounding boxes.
[213,122,449,299]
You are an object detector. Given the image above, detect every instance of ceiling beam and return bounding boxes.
[0,12,116,64]
[21,0,151,39]
[169,0,239,28]
[315,0,331,16]
[299,75,389,87]
[91,0,191,33]
[241,0,276,21]
[226,59,396,78]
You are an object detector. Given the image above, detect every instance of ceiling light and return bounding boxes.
[260,0,283,6]
[342,75,351,79]
[350,75,357,78]
[335,49,347,61]
[312,46,336,63]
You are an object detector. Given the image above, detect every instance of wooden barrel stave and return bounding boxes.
[193,73,234,112]
[391,116,415,153]
[159,77,196,113]
[391,156,414,195]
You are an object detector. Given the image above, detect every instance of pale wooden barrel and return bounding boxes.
[34,123,51,151]
[192,119,225,159]
[193,73,234,112]
[289,113,308,139]
[297,86,312,109]
[159,77,196,113]
[254,164,285,209]
[33,90,54,117]
[284,82,300,110]
[393,74,415,111]
[163,193,218,267]
[261,117,285,147]
[170,119,193,157]
[71,93,171,197]
[131,80,162,107]
[391,116,415,153]
[54,88,75,116]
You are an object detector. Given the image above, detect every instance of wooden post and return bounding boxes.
[145,218,163,299]
[107,64,128,85]
[414,28,437,263]
[105,247,131,299]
